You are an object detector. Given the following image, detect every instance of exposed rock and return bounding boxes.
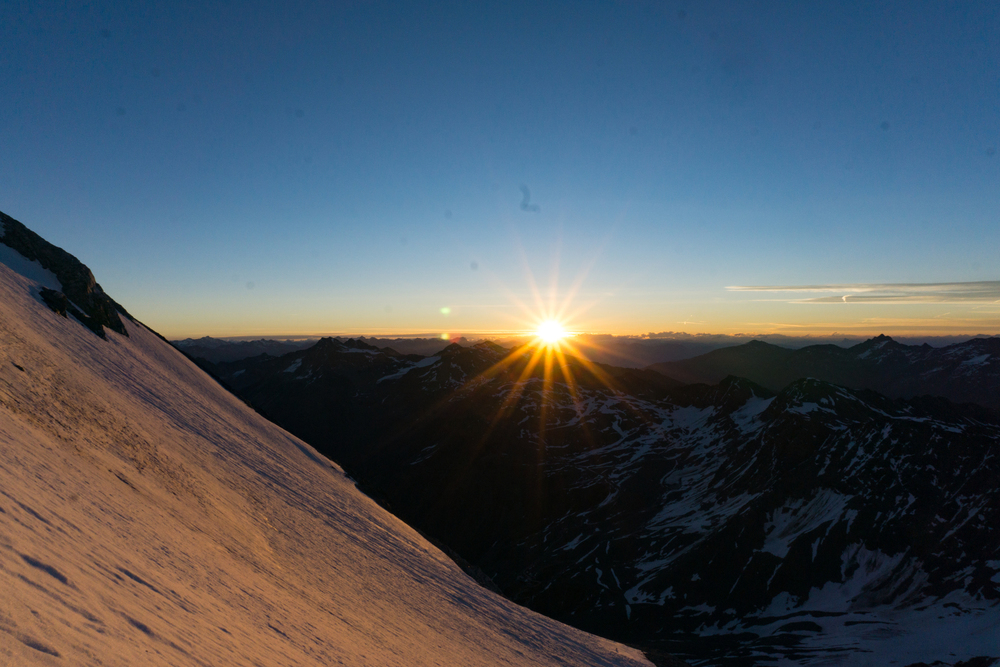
[1,210,131,338]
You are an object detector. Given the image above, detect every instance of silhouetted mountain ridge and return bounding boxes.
[648,335,1000,413]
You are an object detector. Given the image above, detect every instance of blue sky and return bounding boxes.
[1,0,998,338]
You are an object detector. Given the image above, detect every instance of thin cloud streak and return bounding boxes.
[727,281,1000,304]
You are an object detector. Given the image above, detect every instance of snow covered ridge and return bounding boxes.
[213,341,1000,665]
[0,220,652,665]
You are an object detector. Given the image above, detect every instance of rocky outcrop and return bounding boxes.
[1,211,131,338]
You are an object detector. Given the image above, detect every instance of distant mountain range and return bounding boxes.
[173,337,316,363]
[173,335,474,363]
[194,335,1000,666]
[174,332,1000,371]
[648,335,1000,414]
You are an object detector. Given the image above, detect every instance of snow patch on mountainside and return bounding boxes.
[378,356,440,383]
[961,354,991,366]
[746,585,998,665]
[0,243,61,290]
[730,396,774,432]
[762,491,850,559]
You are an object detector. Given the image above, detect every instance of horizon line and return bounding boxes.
[164,330,1000,342]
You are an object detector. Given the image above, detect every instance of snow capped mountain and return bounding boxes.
[0,211,653,666]
[648,334,1000,414]
[208,338,1000,665]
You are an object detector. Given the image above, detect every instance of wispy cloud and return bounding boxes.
[726,281,1000,304]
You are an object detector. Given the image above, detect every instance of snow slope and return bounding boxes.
[0,251,652,665]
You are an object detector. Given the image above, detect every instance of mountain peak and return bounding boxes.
[314,336,346,350]
[849,333,903,359]
[472,340,508,355]
[855,333,896,347]
[342,337,380,351]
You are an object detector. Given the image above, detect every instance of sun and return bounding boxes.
[535,320,567,344]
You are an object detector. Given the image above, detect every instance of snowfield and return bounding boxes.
[0,257,652,666]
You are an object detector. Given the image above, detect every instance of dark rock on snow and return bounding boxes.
[1,211,131,338]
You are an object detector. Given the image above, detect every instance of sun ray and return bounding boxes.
[552,345,580,403]
[489,345,546,427]
[514,236,549,326]
[547,233,562,319]
[554,233,610,322]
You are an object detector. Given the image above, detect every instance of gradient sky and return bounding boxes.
[1,0,998,339]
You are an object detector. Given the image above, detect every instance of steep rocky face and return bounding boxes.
[648,335,1000,413]
[0,211,131,338]
[203,340,1000,666]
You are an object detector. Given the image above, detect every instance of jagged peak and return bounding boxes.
[471,340,508,358]
[854,333,896,348]
[342,338,380,351]
[439,342,465,355]
[847,334,906,361]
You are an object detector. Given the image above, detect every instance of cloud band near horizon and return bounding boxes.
[726,281,1000,304]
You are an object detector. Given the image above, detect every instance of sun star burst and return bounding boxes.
[536,320,567,345]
